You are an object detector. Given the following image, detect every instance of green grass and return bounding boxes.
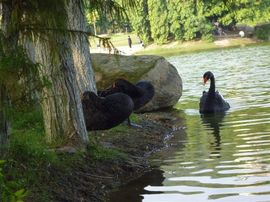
[8,108,59,167]
[86,113,142,160]
[1,107,135,201]
[108,114,140,132]
[89,32,140,48]
[135,38,262,56]
[89,32,265,56]
[1,109,58,201]
[88,136,127,161]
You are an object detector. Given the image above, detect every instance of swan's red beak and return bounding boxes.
[203,77,208,84]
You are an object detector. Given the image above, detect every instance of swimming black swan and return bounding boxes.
[199,71,230,114]
[81,91,134,131]
[98,79,155,111]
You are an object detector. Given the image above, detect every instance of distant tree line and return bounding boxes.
[86,0,270,44]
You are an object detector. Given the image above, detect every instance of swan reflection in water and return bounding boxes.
[201,113,226,154]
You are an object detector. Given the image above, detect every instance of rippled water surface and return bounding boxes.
[110,45,270,202]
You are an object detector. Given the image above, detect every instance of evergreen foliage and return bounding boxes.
[0,0,70,108]
[85,0,137,34]
[219,0,270,26]
[0,44,42,107]
[85,0,270,43]
[168,1,213,41]
[254,23,270,40]
[148,0,169,44]
[130,0,152,45]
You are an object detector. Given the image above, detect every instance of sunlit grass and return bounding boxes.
[89,32,140,47]
[136,38,263,56]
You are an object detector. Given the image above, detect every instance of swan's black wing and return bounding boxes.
[136,81,155,99]
[199,91,208,112]
[215,91,230,111]
[98,86,118,97]
[82,92,107,112]
[133,81,155,110]
[83,91,134,131]
[102,93,134,115]
[96,93,134,130]
[199,91,230,113]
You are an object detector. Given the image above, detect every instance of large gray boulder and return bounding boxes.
[91,53,182,112]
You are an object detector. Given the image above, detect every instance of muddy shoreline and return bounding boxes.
[38,111,184,202]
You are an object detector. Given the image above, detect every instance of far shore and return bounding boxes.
[90,37,268,57]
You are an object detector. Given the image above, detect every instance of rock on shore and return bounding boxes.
[91,53,182,112]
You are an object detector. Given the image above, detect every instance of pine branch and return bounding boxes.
[21,26,123,54]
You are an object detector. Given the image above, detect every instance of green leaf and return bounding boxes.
[0,160,6,165]
[14,189,27,197]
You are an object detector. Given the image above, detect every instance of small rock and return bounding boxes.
[55,146,77,154]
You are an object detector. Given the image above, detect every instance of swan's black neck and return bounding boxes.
[209,76,215,94]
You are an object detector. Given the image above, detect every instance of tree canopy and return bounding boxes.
[85,0,270,44]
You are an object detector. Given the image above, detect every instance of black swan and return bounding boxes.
[98,79,154,127]
[81,91,134,131]
[98,79,155,111]
[199,71,230,114]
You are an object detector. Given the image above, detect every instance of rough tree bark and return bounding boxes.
[1,0,93,147]
[67,0,97,94]
[34,34,89,146]
[22,0,93,147]
[0,1,18,148]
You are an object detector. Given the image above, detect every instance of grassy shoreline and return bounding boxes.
[135,38,269,56]
[91,33,269,56]
[2,108,180,201]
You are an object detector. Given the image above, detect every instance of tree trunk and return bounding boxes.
[0,1,18,148]
[0,85,9,148]
[22,39,40,103]
[67,0,97,94]
[23,0,92,147]
[34,34,89,146]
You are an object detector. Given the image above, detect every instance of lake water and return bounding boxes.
[109,45,270,202]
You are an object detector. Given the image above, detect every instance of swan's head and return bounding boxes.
[203,71,214,84]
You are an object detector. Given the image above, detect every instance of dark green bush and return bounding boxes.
[254,24,270,41]
[0,160,28,202]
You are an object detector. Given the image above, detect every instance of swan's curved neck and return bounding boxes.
[209,76,215,94]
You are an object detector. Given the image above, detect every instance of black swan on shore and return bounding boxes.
[98,79,155,111]
[199,71,230,114]
[82,91,134,131]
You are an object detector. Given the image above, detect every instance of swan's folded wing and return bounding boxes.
[94,97,109,113]
[215,92,230,108]
[199,92,208,112]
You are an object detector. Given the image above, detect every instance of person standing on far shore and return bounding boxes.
[128,36,132,48]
